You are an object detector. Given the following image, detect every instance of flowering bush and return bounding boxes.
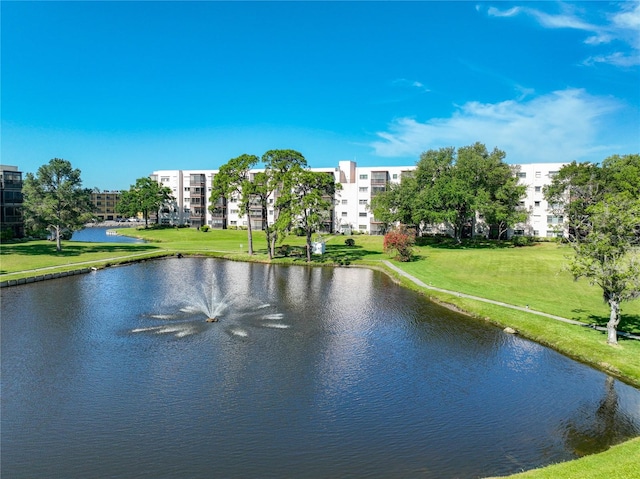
[383,225,416,262]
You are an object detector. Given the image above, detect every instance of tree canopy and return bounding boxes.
[370,142,526,240]
[22,158,94,252]
[288,169,340,262]
[117,177,173,228]
[209,154,259,254]
[261,149,307,259]
[545,154,640,344]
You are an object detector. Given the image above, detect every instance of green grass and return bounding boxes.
[404,241,640,333]
[486,437,640,479]
[1,229,639,479]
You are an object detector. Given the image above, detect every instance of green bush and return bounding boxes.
[345,238,356,247]
[277,244,292,257]
[511,235,535,247]
[200,225,210,232]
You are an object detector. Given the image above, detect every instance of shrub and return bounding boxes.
[200,225,210,232]
[277,244,292,257]
[512,235,535,247]
[384,225,416,262]
[344,238,356,247]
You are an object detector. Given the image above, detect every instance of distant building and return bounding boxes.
[90,191,122,222]
[513,163,567,238]
[151,161,568,237]
[0,165,24,238]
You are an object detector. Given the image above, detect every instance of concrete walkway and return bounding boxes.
[381,260,640,340]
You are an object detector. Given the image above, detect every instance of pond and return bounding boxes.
[2,258,639,478]
[71,226,144,243]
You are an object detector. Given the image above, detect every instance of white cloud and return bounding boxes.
[393,78,431,92]
[369,89,622,163]
[485,1,640,67]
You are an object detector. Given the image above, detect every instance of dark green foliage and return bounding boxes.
[511,235,536,247]
[22,158,94,252]
[117,177,173,229]
[345,238,356,247]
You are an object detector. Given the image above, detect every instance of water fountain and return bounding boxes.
[189,275,231,322]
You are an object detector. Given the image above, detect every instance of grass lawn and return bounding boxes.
[2,228,639,479]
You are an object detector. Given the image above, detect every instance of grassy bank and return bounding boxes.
[2,228,639,479]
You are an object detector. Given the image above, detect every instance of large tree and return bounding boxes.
[544,154,639,240]
[209,154,259,255]
[373,143,525,240]
[569,195,640,345]
[481,165,528,239]
[261,149,307,259]
[288,169,339,262]
[22,158,94,252]
[117,177,173,228]
[544,154,640,345]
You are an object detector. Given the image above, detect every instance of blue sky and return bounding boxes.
[2,1,639,191]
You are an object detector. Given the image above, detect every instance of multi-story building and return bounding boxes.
[513,162,567,238]
[151,161,568,237]
[0,165,24,238]
[90,191,122,222]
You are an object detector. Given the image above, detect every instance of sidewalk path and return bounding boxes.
[381,260,640,340]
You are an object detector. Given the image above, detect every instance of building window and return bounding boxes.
[161,177,170,182]
[534,201,541,207]
[547,215,563,224]
[392,174,398,180]
[359,212,367,217]
[358,225,367,230]
[269,210,274,216]
[533,230,540,236]
[359,174,368,180]
[535,186,541,193]
[535,171,541,178]
[341,212,348,217]
[359,199,367,205]
[230,209,239,214]
[549,171,559,177]
[517,172,526,178]
[341,199,347,205]
[359,187,368,193]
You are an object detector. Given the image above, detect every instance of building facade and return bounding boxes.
[90,191,122,222]
[0,165,24,238]
[513,162,567,238]
[151,161,567,237]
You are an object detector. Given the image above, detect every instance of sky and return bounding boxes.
[2,1,639,191]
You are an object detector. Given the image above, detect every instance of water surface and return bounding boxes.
[2,258,639,478]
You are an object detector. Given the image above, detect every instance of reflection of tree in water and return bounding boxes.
[561,376,640,457]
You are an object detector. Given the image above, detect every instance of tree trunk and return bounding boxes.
[246,207,254,255]
[607,297,620,345]
[306,230,312,262]
[55,225,62,252]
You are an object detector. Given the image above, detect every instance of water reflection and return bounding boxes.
[2,257,639,479]
[561,376,640,456]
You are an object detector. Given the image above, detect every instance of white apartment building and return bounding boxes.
[513,162,567,238]
[151,161,567,237]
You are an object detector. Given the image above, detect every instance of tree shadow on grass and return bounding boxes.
[415,236,522,250]
[273,244,382,264]
[577,310,640,335]
[0,242,159,258]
